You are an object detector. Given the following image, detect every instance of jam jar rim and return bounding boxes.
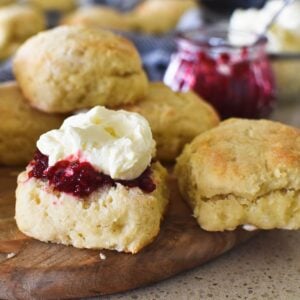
[176,28,268,51]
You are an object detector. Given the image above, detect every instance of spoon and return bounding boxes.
[260,0,295,35]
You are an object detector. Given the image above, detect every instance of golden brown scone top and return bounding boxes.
[13,25,148,113]
[127,0,197,35]
[61,6,130,31]
[0,82,65,166]
[176,118,300,200]
[122,82,220,161]
[0,4,46,60]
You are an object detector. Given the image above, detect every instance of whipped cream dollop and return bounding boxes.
[229,0,300,52]
[37,106,156,180]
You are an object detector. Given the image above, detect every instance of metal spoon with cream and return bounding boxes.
[258,0,295,38]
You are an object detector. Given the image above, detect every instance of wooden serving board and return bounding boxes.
[0,168,257,300]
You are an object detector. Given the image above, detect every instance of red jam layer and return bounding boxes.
[28,150,156,197]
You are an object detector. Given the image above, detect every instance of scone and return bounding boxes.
[0,4,45,60]
[127,0,196,35]
[13,25,148,113]
[15,106,169,253]
[61,6,130,31]
[122,82,220,161]
[0,81,65,166]
[0,0,15,6]
[26,0,76,12]
[175,118,300,231]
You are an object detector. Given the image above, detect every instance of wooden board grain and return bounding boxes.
[0,168,257,300]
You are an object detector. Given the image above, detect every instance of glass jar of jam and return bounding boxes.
[164,28,276,119]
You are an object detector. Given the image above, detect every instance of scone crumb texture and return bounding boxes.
[99,253,106,260]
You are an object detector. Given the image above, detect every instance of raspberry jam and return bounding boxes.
[29,150,156,197]
[164,29,276,119]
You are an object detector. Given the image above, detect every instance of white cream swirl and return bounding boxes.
[37,106,156,180]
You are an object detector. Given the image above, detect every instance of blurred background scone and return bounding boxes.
[13,25,149,113]
[0,4,46,60]
[0,0,15,6]
[175,118,300,232]
[61,6,130,31]
[122,82,220,161]
[127,0,197,35]
[26,0,76,12]
[0,81,64,166]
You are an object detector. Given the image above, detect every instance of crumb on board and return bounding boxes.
[99,253,106,260]
[243,224,258,231]
[6,253,16,259]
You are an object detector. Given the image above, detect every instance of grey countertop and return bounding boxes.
[102,230,300,300]
[96,103,300,300]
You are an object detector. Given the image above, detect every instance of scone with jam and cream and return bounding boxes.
[15,106,169,254]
